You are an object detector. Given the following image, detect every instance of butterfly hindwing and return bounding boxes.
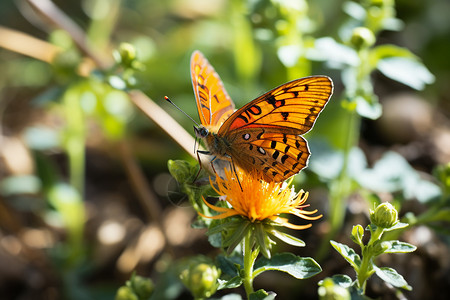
[191,51,235,129]
[228,128,310,182]
[218,76,333,135]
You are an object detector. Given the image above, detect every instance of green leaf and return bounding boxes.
[318,274,353,288]
[355,95,382,120]
[370,45,417,69]
[330,241,361,270]
[383,222,409,232]
[307,37,359,67]
[383,241,417,253]
[167,160,196,184]
[249,290,276,300]
[255,223,274,259]
[342,1,366,21]
[331,274,353,288]
[268,229,305,247]
[217,276,243,290]
[373,266,411,290]
[377,57,435,90]
[253,253,321,279]
[219,294,243,300]
[216,255,240,278]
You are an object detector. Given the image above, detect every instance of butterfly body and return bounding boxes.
[191,51,333,182]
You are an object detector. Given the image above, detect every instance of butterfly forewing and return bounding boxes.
[191,51,235,129]
[218,76,333,135]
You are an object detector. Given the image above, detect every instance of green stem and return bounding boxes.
[243,230,255,297]
[357,227,384,292]
[317,109,359,261]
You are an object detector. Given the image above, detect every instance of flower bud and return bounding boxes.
[117,43,136,65]
[180,258,221,299]
[115,286,138,300]
[115,274,153,300]
[370,202,398,229]
[130,275,154,299]
[350,27,375,50]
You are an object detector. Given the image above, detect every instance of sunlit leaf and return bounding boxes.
[377,57,435,90]
[383,241,417,253]
[268,229,305,247]
[254,253,321,279]
[355,95,382,120]
[330,241,361,270]
[307,37,359,67]
[373,266,411,290]
[249,290,276,300]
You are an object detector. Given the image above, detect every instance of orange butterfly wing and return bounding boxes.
[191,51,235,130]
[217,76,333,182]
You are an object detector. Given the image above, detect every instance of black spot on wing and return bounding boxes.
[272,150,280,160]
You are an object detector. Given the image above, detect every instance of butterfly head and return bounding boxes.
[194,125,209,139]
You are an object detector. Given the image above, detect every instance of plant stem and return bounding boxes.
[317,108,359,261]
[357,227,384,292]
[243,230,255,297]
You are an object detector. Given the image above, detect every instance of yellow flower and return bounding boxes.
[202,169,322,230]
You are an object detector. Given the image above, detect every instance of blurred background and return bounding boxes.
[0,0,449,299]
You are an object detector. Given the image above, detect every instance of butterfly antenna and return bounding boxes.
[164,96,201,127]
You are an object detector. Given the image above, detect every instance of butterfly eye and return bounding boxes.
[194,126,209,138]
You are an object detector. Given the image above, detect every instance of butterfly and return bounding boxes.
[191,50,333,182]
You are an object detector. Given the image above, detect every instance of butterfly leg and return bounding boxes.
[225,154,243,191]
[193,150,215,184]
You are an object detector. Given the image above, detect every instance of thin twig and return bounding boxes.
[26,0,110,69]
[0,26,61,63]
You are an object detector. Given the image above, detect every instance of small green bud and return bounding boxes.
[115,286,138,300]
[351,225,364,246]
[115,273,153,300]
[180,258,221,299]
[350,27,375,49]
[318,278,351,300]
[117,43,137,66]
[370,202,398,229]
[130,275,154,299]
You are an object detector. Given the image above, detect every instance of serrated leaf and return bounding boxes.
[373,266,411,290]
[249,290,276,300]
[253,253,321,279]
[383,241,417,253]
[330,241,361,270]
[377,57,434,90]
[268,229,305,247]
